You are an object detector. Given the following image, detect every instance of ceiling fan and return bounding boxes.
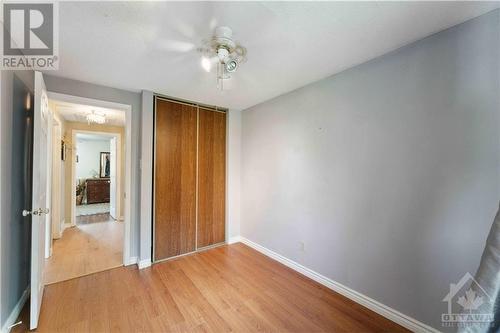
[154,25,247,90]
[147,3,279,90]
[197,26,247,90]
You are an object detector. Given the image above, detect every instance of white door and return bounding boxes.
[29,71,50,329]
[109,137,117,219]
[45,110,53,259]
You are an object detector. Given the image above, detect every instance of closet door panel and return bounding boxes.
[198,109,226,248]
[154,99,197,260]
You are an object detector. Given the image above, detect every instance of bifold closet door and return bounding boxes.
[197,108,226,248]
[154,99,197,261]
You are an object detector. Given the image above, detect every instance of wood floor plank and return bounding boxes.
[230,245,398,332]
[160,263,232,332]
[44,218,124,284]
[196,249,327,331]
[226,245,383,332]
[180,255,275,332]
[15,243,409,333]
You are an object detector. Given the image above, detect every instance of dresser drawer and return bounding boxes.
[86,179,110,204]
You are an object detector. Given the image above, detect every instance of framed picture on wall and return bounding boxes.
[99,152,111,178]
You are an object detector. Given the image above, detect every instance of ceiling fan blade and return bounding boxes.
[208,17,218,31]
[156,39,196,52]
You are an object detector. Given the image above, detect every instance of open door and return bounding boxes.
[109,137,117,219]
[29,71,50,329]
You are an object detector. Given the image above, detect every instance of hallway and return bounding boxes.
[44,215,124,284]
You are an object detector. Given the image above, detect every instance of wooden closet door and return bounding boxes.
[198,108,226,248]
[154,99,197,260]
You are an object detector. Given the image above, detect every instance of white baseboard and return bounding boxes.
[238,237,439,333]
[125,256,138,266]
[56,218,65,238]
[62,221,73,231]
[138,258,152,269]
[228,236,241,244]
[1,286,29,333]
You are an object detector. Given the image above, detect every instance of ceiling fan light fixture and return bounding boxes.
[198,26,247,90]
[217,47,230,62]
[201,56,211,72]
[225,59,238,73]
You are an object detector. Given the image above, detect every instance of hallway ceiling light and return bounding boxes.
[86,110,106,124]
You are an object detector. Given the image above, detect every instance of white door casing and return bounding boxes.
[30,71,50,329]
[51,119,62,239]
[109,137,117,219]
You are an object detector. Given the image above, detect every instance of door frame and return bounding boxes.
[50,115,64,240]
[47,115,62,257]
[46,92,133,266]
[109,136,119,220]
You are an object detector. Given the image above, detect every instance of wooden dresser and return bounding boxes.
[86,178,110,204]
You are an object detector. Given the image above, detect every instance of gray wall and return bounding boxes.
[44,74,142,259]
[139,91,153,263]
[241,10,499,330]
[1,70,34,329]
[227,109,242,240]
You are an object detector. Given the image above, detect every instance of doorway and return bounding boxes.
[73,131,121,224]
[43,94,132,285]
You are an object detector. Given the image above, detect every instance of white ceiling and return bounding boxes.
[53,100,126,126]
[51,1,500,110]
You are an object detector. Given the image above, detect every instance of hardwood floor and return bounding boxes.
[17,243,407,332]
[44,217,123,284]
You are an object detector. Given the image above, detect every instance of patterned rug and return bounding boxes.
[76,213,113,225]
[76,203,110,216]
